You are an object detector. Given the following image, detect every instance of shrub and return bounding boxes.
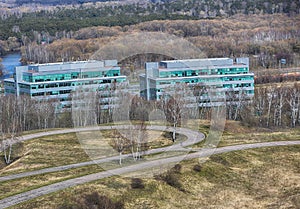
[193,164,202,172]
[173,164,182,173]
[57,192,124,209]
[131,178,145,189]
[84,192,124,209]
[164,171,184,191]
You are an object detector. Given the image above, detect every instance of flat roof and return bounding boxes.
[23,66,120,75]
[27,60,102,67]
[158,58,248,69]
[160,58,231,63]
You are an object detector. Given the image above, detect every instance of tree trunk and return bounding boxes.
[173,123,176,142]
[4,142,12,164]
[119,152,122,165]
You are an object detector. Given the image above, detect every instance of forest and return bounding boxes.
[0,0,299,51]
[0,0,298,71]
[0,2,299,207]
[0,1,300,132]
[14,14,300,70]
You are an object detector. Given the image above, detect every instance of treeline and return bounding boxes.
[255,72,300,84]
[19,14,300,70]
[0,0,299,40]
[1,82,300,165]
[2,83,300,136]
[243,83,300,128]
[0,4,194,41]
[14,0,110,5]
[0,95,72,133]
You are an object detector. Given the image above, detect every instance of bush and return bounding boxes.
[57,192,124,209]
[131,178,145,189]
[173,164,182,173]
[193,164,202,172]
[163,171,184,191]
[84,192,124,209]
[154,168,184,191]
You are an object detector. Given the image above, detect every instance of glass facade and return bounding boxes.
[141,58,255,105]
[4,60,127,109]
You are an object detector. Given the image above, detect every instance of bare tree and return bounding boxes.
[0,95,22,164]
[133,121,148,160]
[161,84,191,141]
[193,84,210,119]
[273,86,286,127]
[225,88,236,120]
[254,87,266,126]
[286,84,300,127]
[0,124,19,164]
[266,86,275,127]
[111,130,129,165]
[233,88,248,121]
[72,87,97,127]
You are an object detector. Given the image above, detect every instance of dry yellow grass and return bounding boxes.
[9,145,300,209]
[0,129,175,176]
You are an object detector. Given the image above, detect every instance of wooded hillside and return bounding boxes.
[18,14,300,70]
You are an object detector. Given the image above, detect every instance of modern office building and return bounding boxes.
[140,57,254,106]
[4,60,127,108]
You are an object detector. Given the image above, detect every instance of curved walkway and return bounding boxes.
[0,125,204,182]
[0,126,299,208]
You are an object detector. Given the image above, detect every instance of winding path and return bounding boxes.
[0,125,204,182]
[0,126,299,209]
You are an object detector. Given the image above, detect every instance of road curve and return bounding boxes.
[0,140,299,209]
[0,125,204,182]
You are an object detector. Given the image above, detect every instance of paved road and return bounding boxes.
[0,125,204,182]
[0,140,299,208]
[0,126,300,208]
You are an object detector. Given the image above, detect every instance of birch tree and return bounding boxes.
[133,121,148,160]
[72,87,97,127]
[266,86,275,127]
[0,95,22,164]
[273,86,286,127]
[254,87,266,126]
[225,88,236,120]
[233,88,247,121]
[111,130,128,165]
[286,84,300,127]
[162,84,191,141]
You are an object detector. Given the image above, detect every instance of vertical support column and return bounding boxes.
[145,62,159,101]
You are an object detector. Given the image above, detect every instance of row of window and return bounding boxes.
[24,70,121,83]
[158,68,248,78]
[157,76,253,85]
[29,78,126,90]
[4,82,15,87]
[156,89,254,100]
[31,90,72,97]
[223,83,253,88]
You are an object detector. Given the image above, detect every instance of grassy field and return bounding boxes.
[188,120,300,148]
[0,120,298,176]
[219,121,300,147]
[0,121,299,208]
[0,129,177,176]
[0,129,177,200]
[9,145,300,209]
[0,133,90,176]
[0,164,104,200]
